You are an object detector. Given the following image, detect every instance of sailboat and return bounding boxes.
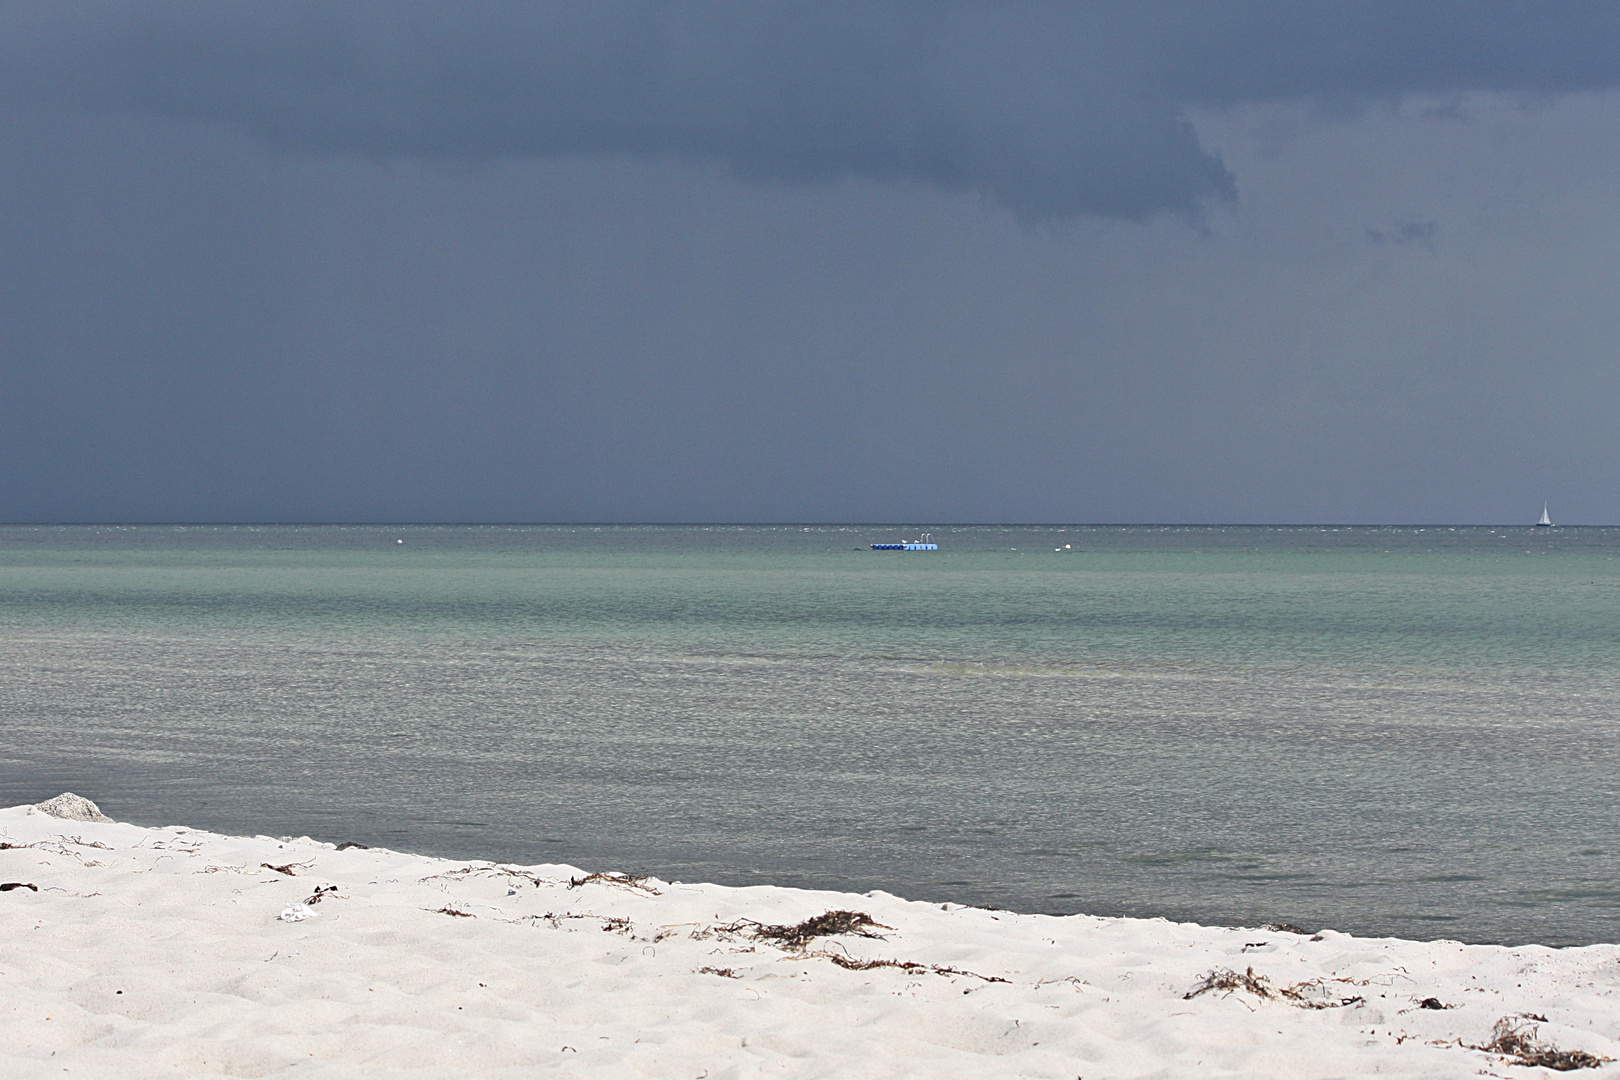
[1536,503,1554,527]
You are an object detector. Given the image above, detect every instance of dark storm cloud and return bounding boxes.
[5,2,1620,526]
[5,2,1620,223]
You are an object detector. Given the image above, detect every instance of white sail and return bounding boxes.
[1537,503,1553,527]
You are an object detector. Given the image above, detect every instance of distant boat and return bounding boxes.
[872,531,938,551]
[1536,503,1554,527]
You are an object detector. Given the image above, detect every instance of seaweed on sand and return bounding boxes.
[1475,1016,1610,1071]
[1262,922,1311,935]
[261,861,313,876]
[567,871,660,895]
[702,909,1006,983]
[422,864,552,888]
[813,952,1010,983]
[524,912,632,934]
[1184,967,1364,1009]
[1185,966,1273,1000]
[744,910,892,948]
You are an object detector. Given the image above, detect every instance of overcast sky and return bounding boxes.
[4,1,1620,523]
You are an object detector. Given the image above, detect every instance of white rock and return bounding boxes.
[33,792,112,822]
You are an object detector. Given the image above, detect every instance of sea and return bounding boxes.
[2,524,1617,947]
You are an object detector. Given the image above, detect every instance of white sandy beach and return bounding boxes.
[2,796,1617,1079]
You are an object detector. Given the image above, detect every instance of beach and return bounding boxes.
[3,796,1617,1078]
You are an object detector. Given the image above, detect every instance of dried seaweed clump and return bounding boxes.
[303,884,338,905]
[423,864,550,888]
[701,909,1006,983]
[1185,966,1273,1000]
[752,910,891,947]
[1477,1016,1609,1071]
[525,912,631,934]
[1184,967,1363,1009]
[816,953,1009,983]
[261,861,312,876]
[567,871,660,895]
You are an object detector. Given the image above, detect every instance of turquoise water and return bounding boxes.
[2,524,1618,945]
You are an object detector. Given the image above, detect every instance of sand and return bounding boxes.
[2,796,1618,1078]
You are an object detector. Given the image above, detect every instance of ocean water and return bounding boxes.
[2,524,1617,946]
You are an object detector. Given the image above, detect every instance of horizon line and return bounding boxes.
[0,521,1605,529]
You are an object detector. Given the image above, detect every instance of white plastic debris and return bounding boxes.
[278,903,318,923]
[33,793,112,822]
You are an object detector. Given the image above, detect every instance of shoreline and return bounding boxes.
[3,795,1618,1078]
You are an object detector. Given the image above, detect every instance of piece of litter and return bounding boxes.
[279,903,318,923]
